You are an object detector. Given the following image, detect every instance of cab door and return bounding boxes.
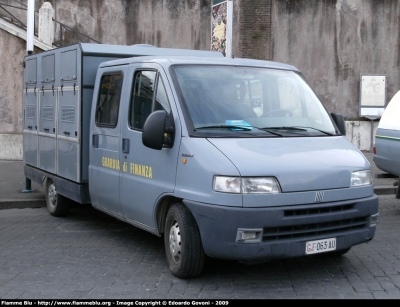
[89,69,126,215]
[119,65,180,230]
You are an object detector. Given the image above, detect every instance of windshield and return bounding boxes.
[171,65,338,137]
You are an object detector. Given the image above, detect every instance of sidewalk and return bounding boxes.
[0,152,397,210]
[0,160,46,210]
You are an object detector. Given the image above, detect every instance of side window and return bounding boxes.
[96,73,123,127]
[155,78,171,113]
[130,71,156,129]
[129,71,171,130]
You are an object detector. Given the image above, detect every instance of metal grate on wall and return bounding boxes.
[26,105,36,118]
[61,106,75,123]
[42,106,53,120]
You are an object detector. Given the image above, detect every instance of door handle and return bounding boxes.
[122,138,130,154]
[92,134,99,148]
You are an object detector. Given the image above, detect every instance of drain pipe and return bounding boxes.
[26,0,34,54]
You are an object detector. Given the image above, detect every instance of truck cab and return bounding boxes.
[23,44,379,278]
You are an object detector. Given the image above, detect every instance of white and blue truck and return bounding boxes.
[374,90,400,199]
[23,43,379,278]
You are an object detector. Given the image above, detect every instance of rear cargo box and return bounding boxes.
[23,43,146,183]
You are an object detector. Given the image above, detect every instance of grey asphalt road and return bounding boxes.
[0,194,399,299]
[0,151,399,299]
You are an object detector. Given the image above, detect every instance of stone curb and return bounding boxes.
[0,200,46,210]
[374,186,397,196]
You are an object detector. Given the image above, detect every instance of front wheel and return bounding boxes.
[164,203,205,278]
[45,179,71,217]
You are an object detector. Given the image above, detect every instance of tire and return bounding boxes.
[45,179,71,217]
[164,203,205,278]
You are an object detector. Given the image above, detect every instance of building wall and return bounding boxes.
[237,0,272,60]
[270,0,400,119]
[46,0,212,49]
[0,28,25,159]
[1,1,213,49]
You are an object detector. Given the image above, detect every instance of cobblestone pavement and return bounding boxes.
[0,195,399,300]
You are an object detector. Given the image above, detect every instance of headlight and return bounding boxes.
[350,170,372,187]
[213,176,281,194]
[242,177,281,194]
[213,176,241,193]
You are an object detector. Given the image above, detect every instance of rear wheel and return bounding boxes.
[164,203,205,278]
[45,179,71,217]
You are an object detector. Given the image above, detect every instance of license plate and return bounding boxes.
[306,237,336,255]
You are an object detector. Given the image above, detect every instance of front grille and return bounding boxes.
[263,216,368,241]
[284,204,355,216]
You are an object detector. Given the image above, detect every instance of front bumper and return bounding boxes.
[184,195,378,260]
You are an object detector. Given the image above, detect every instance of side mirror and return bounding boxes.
[330,113,346,135]
[142,110,167,150]
[142,110,176,150]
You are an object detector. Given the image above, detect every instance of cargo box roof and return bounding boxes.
[80,43,224,58]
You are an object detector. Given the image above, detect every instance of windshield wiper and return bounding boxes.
[292,126,336,136]
[261,126,307,131]
[261,126,336,136]
[195,125,253,131]
[194,125,284,137]
[260,127,306,136]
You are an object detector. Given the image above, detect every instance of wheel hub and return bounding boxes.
[48,183,57,208]
[169,221,181,261]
